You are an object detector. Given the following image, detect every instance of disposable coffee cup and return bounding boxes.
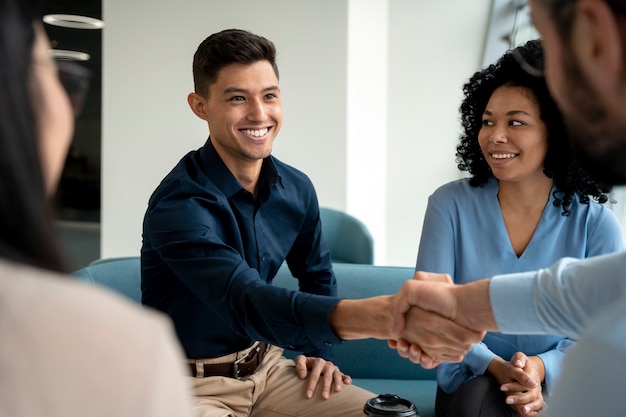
[363,394,419,417]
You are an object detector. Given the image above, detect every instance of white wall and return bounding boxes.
[346,0,389,264]
[385,0,491,265]
[102,0,491,266]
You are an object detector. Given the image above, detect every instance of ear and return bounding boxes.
[187,92,209,121]
[572,0,624,86]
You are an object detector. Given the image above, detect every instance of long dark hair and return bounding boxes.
[0,0,65,271]
[456,39,611,215]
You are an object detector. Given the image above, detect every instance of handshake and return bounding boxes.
[331,270,498,369]
[386,271,498,369]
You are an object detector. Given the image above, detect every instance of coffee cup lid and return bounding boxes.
[363,394,418,417]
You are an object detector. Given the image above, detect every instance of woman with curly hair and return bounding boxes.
[415,39,624,417]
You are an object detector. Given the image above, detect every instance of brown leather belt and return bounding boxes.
[188,342,269,379]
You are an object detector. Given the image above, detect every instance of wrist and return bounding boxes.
[329,296,394,340]
[486,356,506,379]
[454,279,497,332]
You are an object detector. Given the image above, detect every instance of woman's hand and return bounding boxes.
[492,352,546,416]
[294,355,353,400]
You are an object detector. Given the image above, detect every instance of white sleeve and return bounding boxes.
[490,251,626,339]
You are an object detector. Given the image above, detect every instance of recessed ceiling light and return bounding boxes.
[50,49,91,62]
[43,14,104,30]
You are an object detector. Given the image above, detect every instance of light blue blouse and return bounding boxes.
[416,177,624,395]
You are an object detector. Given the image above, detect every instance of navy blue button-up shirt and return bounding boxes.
[141,138,342,359]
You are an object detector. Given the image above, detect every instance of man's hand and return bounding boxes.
[294,355,352,400]
[391,305,485,367]
[388,276,486,367]
[395,273,498,332]
[328,272,492,369]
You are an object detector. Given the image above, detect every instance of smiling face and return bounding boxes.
[478,85,549,184]
[189,60,282,172]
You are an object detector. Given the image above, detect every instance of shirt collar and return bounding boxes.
[262,156,284,189]
[199,137,284,197]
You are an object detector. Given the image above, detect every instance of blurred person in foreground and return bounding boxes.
[390,3,626,416]
[0,0,193,415]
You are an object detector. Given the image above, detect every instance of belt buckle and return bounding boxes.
[232,345,260,379]
[232,351,249,379]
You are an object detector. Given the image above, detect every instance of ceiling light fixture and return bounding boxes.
[43,14,104,30]
[50,49,91,62]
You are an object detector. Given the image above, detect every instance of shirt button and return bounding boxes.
[261,255,266,261]
[324,341,332,346]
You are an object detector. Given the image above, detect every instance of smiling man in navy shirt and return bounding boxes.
[141,28,482,417]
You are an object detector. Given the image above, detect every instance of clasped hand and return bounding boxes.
[388,272,486,368]
[496,352,547,416]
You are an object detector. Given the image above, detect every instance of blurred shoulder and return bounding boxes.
[0,259,179,351]
[0,259,191,416]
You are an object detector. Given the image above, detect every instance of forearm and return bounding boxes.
[486,357,507,382]
[456,254,626,337]
[490,253,626,338]
[452,279,498,332]
[329,296,396,340]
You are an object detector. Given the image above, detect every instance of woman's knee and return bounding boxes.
[445,376,515,417]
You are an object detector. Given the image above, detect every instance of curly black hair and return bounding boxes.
[456,39,612,215]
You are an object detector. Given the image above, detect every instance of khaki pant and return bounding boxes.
[189,344,375,417]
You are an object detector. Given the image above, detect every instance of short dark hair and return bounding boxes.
[192,28,279,97]
[456,39,611,215]
[542,0,626,37]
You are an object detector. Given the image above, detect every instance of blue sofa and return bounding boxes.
[75,258,437,417]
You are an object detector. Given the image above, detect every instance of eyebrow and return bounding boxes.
[222,86,280,95]
[483,109,532,117]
